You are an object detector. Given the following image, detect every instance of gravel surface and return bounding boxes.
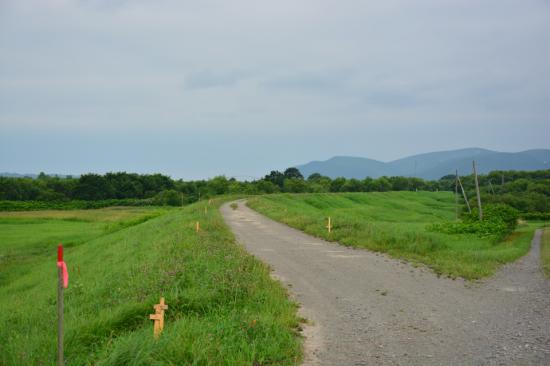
[221,201,550,366]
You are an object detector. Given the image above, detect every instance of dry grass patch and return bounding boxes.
[0,207,163,222]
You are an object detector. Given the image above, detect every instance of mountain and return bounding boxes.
[296,156,390,179]
[0,172,38,178]
[296,148,550,180]
[0,172,77,179]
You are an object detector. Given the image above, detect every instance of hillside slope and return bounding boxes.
[0,202,302,365]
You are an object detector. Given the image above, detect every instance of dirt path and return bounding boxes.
[221,201,550,365]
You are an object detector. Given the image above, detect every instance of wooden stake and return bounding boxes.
[195,221,200,233]
[457,173,471,213]
[473,160,483,221]
[56,244,67,366]
[149,297,168,338]
[326,217,332,233]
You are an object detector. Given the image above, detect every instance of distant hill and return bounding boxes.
[0,172,38,178]
[0,172,77,179]
[296,148,550,180]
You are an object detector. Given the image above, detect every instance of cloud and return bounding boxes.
[260,70,353,92]
[184,70,250,90]
[363,92,418,108]
[1,0,549,177]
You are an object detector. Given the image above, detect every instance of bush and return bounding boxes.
[430,203,519,239]
[283,178,308,193]
[153,190,182,206]
[521,212,550,220]
[465,204,519,232]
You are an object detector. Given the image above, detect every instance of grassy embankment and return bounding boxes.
[248,192,543,280]
[542,227,550,278]
[0,202,302,365]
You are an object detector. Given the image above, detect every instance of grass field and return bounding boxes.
[0,207,166,286]
[247,192,541,280]
[542,228,550,278]
[0,202,302,365]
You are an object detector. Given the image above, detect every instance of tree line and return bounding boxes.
[0,168,443,203]
[1,168,549,216]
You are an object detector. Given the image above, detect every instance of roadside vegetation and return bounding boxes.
[0,201,302,365]
[429,204,520,240]
[248,192,541,280]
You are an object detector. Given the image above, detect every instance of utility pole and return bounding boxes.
[455,169,458,220]
[414,161,418,192]
[473,160,483,221]
[457,173,471,213]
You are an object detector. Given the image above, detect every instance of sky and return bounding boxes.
[1,0,549,179]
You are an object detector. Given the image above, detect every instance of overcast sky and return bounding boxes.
[1,0,549,179]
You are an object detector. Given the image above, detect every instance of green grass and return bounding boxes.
[0,207,167,286]
[0,201,302,365]
[542,227,550,278]
[247,192,542,280]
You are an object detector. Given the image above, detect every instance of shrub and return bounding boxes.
[430,203,519,239]
[521,212,550,220]
[153,190,182,206]
[465,204,519,233]
[283,178,308,193]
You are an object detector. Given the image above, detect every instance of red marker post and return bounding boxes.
[57,244,68,366]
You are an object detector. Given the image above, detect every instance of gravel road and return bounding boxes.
[220,201,550,366]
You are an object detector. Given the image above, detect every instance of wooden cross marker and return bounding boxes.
[195,221,200,233]
[149,297,168,338]
[327,217,332,233]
